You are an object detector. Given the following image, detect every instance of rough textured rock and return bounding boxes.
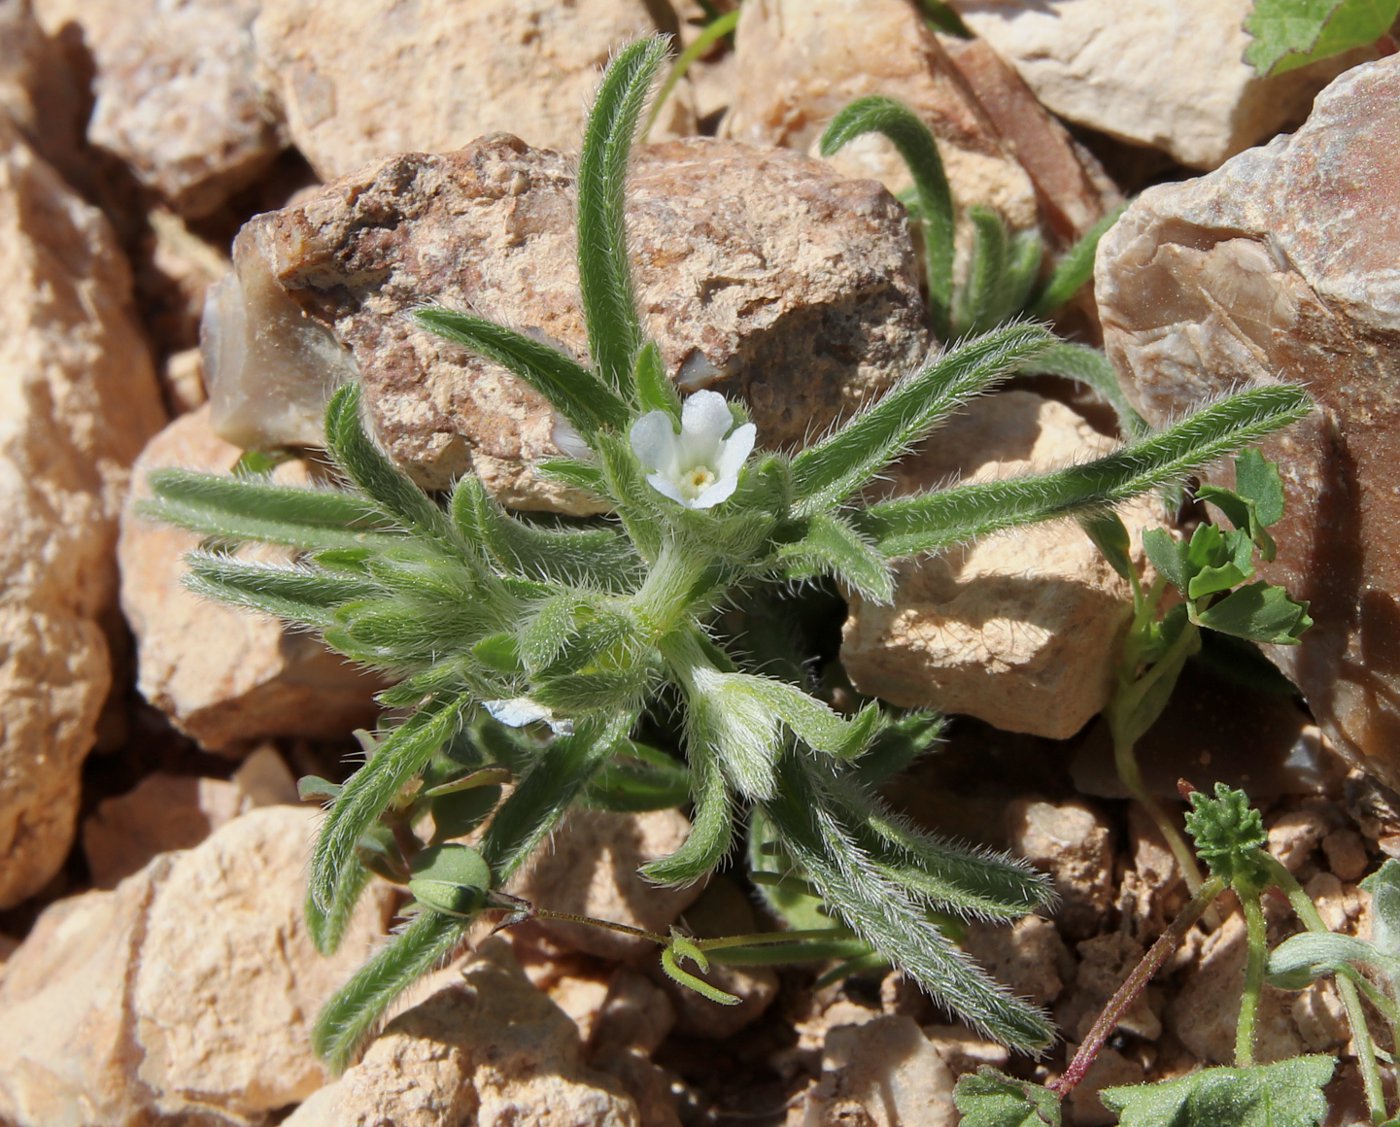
[798,1015,958,1126]
[962,915,1071,1008]
[81,745,298,886]
[204,134,927,508]
[39,0,283,217]
[1006,798,1116,940]
[120,405,381,751]
[1095,56,1400,790]
[0,121,164,908]
[284,940,640,1127]
[724,0,1038,237]
[0,0,84,176]
[842,391,1156,739]
[945,0,1377,170]
[254,0,686,182]
[0,807,394,1125]
[510,807,703,961]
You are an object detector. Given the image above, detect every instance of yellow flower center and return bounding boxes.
[680,465,717,500]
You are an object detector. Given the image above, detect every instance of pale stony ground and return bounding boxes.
[1,0,1398,1124]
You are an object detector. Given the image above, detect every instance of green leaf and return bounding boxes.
[184,553,384,629]
[644,9,740,138]
[791,322,1055,514]
[852,711,945,788]
[306,853,374,957]
[632,339,681,420]
[1020,340,1148,439]
[1192,581,1313,645]
[582,742,692,813]
[1099,1055,1336,1125]
[309,692,476,913]
[1080,512,1134,582]
[1030,204,1125,317]
[851,384,1311,559]
[1142,528,1189,593]
[820,96,955,340]
[1234,448,1286,528]
[774,513,896,604]
[953,1067,1062,1126]
[1244,0,1399,76]
[577,36,670,395]
[536,457,612,503]
[1266,930,1392,990]
[719,672,881,761]
[426,779,502,845]
[661,930,742,1005]
[954,206,1011,336]
[640,736,734,885]
[142,468,398,552]
[1184,783,1268,886]
[406,843,493,917]
[1361,859,1400,959]
[413,308,630,439]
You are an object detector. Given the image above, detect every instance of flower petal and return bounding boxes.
[630,410,680,475]
[692,472,741,509]
[550,414,593,460]
[714,422,756,478]
[645,471,689,506]
[678,389,735,465]
[485,697,552,728]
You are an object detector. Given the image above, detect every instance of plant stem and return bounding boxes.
[1052,876,1225,1097]
[1262,855,1388,1124]
[1235,882,1267,1067]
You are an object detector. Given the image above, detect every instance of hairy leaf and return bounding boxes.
[1099,1055,1336,1125]
[954,1067,1062,1126]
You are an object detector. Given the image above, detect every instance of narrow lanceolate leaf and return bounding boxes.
[323,386,463,557]
[1022,341,1147,438]
[142,469,397,552]
[819,96,954,340]
[309,692,475,912]
[774,513,896,604]
[577,36,670,395]
[1030,203,1125,317]
[184,553,384,629]
[791,322,1055,514]
[763,756,1054,1052]
[954,207,1010,337]
[450,476,643,592]
[641,738,734,885]
[853,384,1312,558]
[307,853,374,957]
[414,308,629,438]
[313,907,468,1073]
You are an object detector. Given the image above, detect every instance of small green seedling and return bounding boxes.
[146,38,1311,1071]
[1244,0,1400,76]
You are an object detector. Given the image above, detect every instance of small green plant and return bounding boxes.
[145,38,1311,1070]
[955,783,1399,1126]
[1245,0,1400,76]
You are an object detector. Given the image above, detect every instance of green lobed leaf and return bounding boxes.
[953,1067,1062,1126]
[791,322,1055,514]
[413,308,630,439]
[1192,581,1313,645]
[1244,0,1399,76]
[820,95,955,339]
[576,36,670,395]
[1099,1055,1336,1126]
[1184,783,1269,886]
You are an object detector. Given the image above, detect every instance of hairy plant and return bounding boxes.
[145,37,1311,1070]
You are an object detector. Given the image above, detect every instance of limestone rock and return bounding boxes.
[0,807,394,1125]
[1006,798,1116,940]
[725,0,1036,237]
[799,1015,957,1127]
[119,405,381,751]
[0,121,164,908]
[254,0,686,182]
[42,0,283,217]
[962,915,1071,1008]
[283,940,640,1127]
[1095,55,1400,789]
[0,0,84,176]
[841,391,1155,740]
[510,807,704,962]
[945,0,1377,170]
[204,134,926,507]
[81,745,299,886]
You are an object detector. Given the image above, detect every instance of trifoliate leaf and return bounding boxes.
[1099,1055,1336,1125]
[1192,581,1313,645]
[953,1067,1061,1126]
[1184,783,1268,885]
[1243,0,1400,77]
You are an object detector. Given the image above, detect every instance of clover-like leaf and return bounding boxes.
[1244,0,1399,76]
[953,1068,1062,1126]
[1184,783,1268,886]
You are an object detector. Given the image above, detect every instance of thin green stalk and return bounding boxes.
[1263,854,1387,1123]
[1236,882,1268,1067]
[643,10,739,138]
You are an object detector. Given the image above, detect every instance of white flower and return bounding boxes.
[629,390,756,509]
[484,697,575,736]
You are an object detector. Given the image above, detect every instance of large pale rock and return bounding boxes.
[511,807,703,961]
[283,940,640,1127]
[798,1015,958,1127]
[0,0,84,176]
[841,391,1155,739]
[945,0,1377,170]
[37,0,284,217]
[1095,56,1400,789]
[0,122,164,908]
[120,405,381,751]
[725,0,1038,235]
[0,807,395,1126]
[254,0,685,182]
[204,134,926,507]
